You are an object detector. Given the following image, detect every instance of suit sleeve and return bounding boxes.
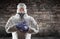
[28,17,39,34]
[5,16,17,33]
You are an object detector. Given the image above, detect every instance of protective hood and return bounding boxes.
[15,3,28,18]
[17,3,27,14]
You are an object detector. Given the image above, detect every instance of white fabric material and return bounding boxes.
[12,32,18,39]
[25,33,31,39]
[5,3,39,39]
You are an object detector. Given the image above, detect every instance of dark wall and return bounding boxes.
[0,0,60,37]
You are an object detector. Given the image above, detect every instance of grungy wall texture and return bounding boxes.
[0,0,60,37]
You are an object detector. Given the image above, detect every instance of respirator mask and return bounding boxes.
[18,13,25,18]
[18,8,25,18]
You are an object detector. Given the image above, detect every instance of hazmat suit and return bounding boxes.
[5,3,39,39]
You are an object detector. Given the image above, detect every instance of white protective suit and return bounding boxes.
[5,3,39,39]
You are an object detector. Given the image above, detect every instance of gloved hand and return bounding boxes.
[16,21,29,32]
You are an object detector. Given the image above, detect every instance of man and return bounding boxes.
[5,3,39,39]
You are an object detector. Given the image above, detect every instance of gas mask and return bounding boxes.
[17,7,25,18]
[17,3,27,18]
[18,13,25,18]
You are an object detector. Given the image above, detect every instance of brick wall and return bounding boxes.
[0,1,60,37]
